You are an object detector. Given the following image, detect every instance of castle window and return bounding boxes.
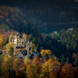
[29,47,31,51]
[22,50,27,56]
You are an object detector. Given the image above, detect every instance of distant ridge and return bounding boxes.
[0,1,78,33]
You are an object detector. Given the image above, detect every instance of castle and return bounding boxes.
[9,32,33,58]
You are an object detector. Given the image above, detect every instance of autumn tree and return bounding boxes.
[13,58,21,71]
[0,56,16,78]
[24,57,31,65]
[0,56,10,78]
[0,34,8,49]
[40,58,61,78]
[26,63,39,78]
[6,43,14,56]
[40,49,52,60]
[16,64,26,78]
[60,64,74,78]
[32,56,41,73]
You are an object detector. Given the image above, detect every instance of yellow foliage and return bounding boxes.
[45,49,51,54]
[24,57,31,65]
[6,43,12,52]
[48,58,53,63]
[1,56,9,73]
[41,49,45,55]
[41,49,51,56]
[6,43,14,56]
[0,34,8,48]
[42,59,60,73]
[26,64,39,78]
[26,64,33,78]
[3,56,9,62]
[41,59,61,78]
[13,58,20,70]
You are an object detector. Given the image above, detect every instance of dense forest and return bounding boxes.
[0,23,78,65]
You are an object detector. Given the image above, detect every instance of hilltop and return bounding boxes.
[0,4,78,33]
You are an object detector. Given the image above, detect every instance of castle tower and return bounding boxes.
[26,41,32,57]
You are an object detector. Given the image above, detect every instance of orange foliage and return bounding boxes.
[41,58,61,78]
[32,56,41,73]
[32,56,39,65]
[61,64,74,78]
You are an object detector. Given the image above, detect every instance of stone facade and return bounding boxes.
[9,32,32,58]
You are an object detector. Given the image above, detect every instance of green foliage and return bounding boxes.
[51,28,78,52]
